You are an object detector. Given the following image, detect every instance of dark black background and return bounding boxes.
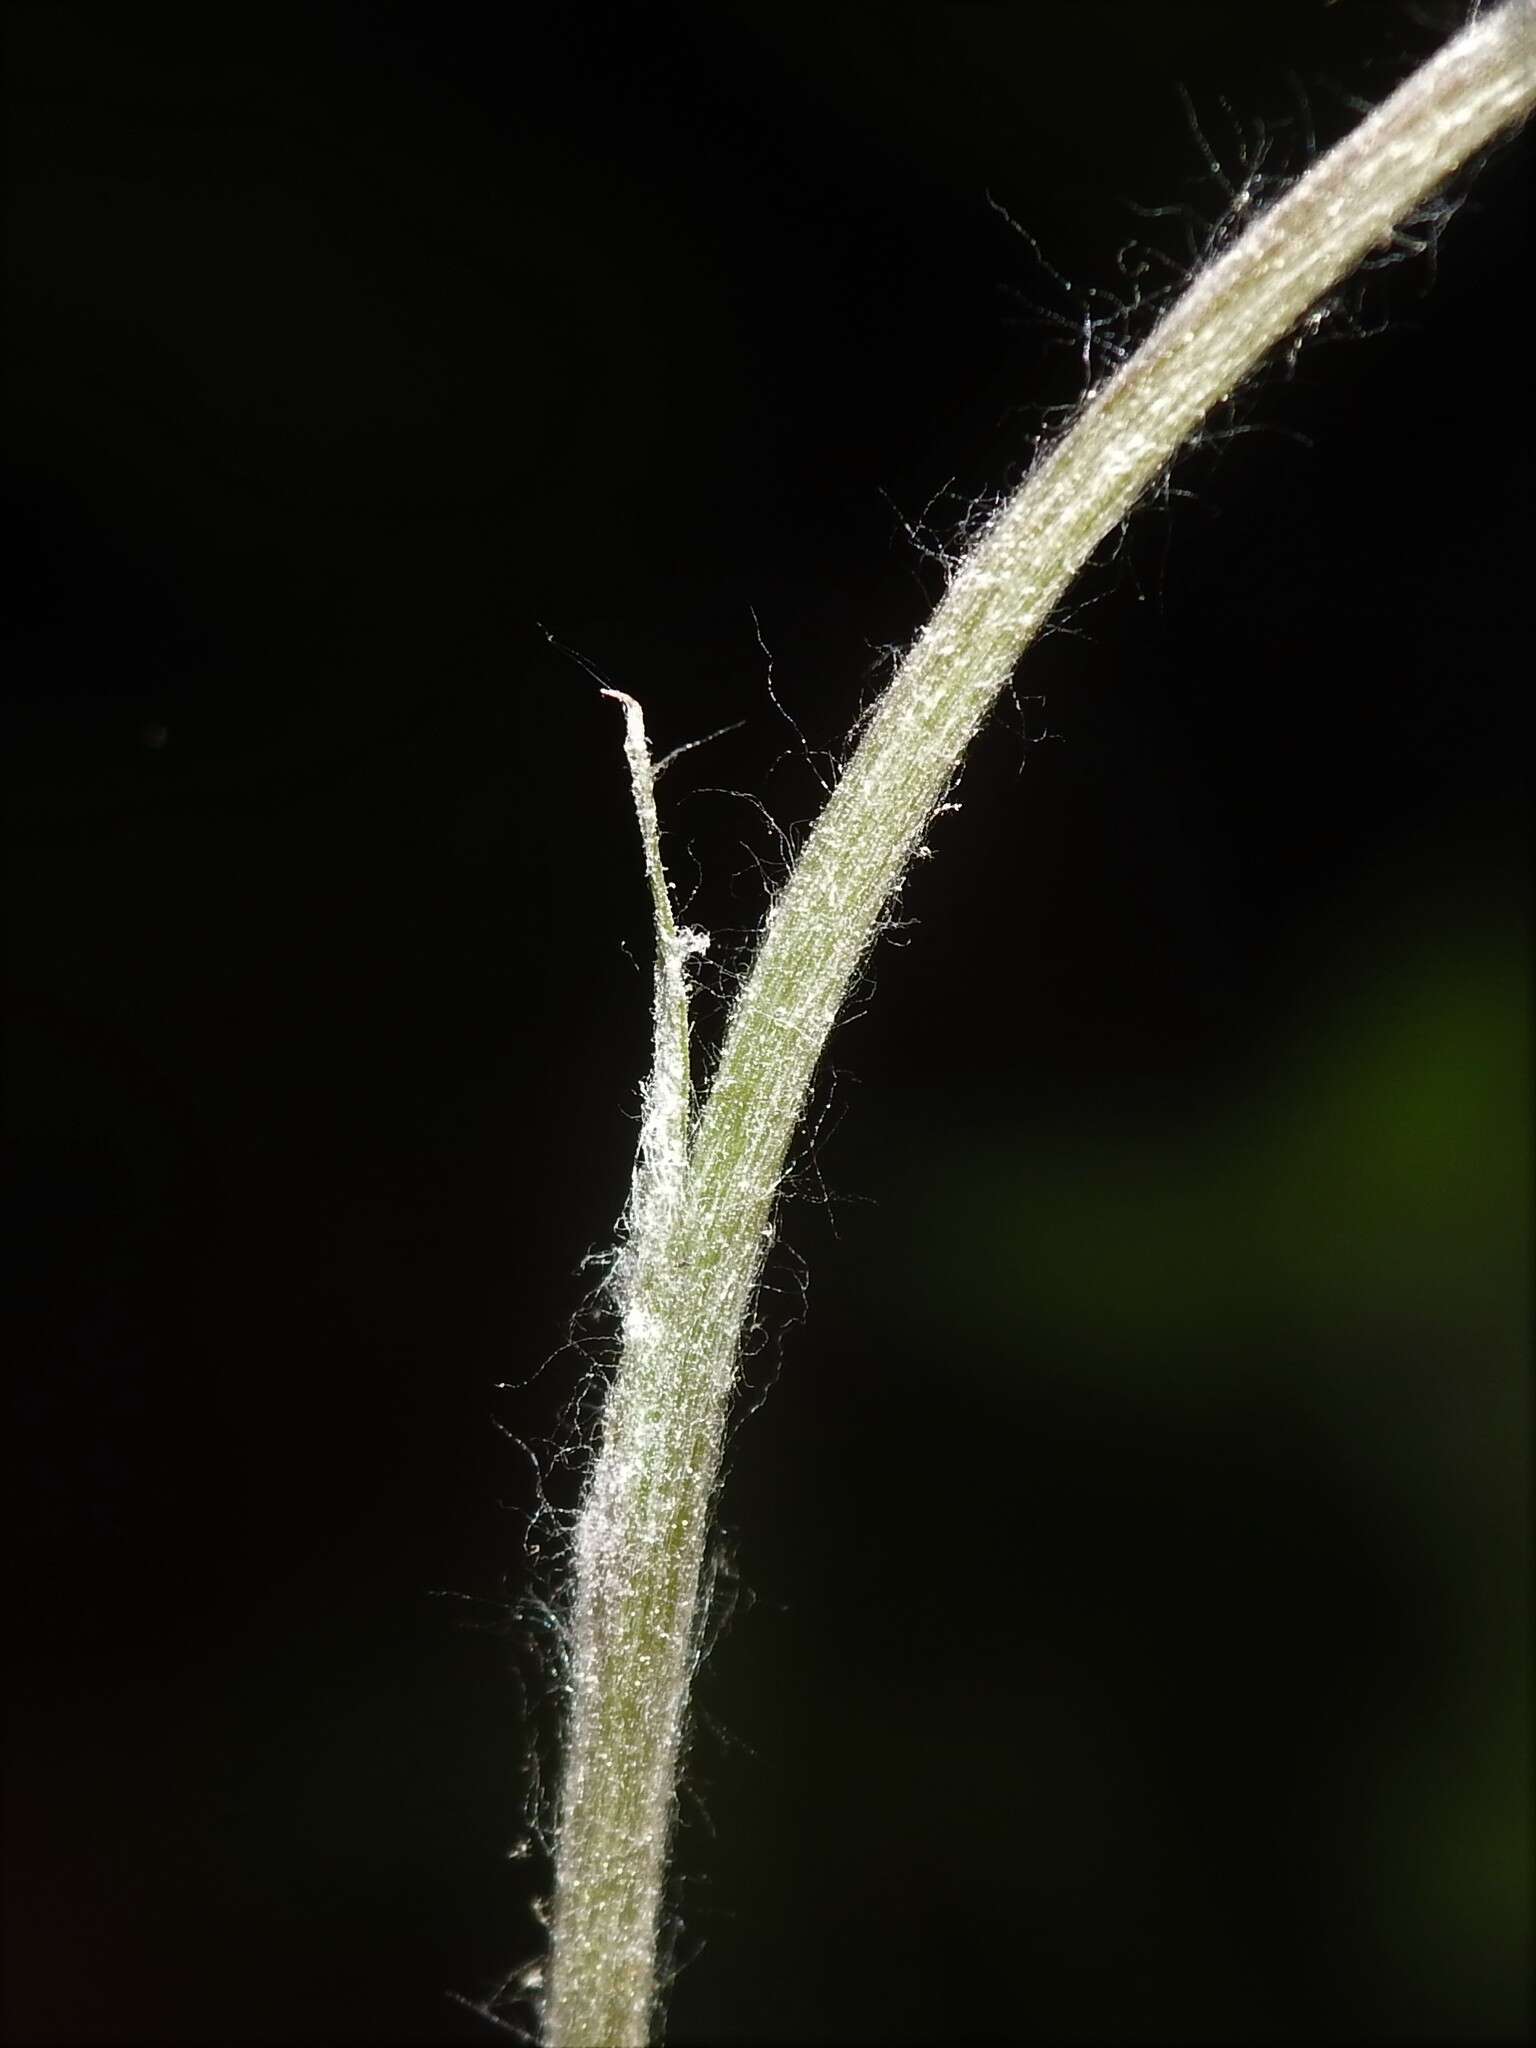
[4,4,1531,2042]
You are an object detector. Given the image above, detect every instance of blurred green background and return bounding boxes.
[5,2,1529,2040]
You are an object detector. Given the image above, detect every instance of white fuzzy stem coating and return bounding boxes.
[542,9,1536,2043]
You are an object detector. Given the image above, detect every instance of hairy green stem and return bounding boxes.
[541,8,1536,2042]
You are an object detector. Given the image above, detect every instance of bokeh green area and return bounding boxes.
[919,918,1527,2001]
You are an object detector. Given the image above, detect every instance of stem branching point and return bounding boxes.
[542,10,1536,2042]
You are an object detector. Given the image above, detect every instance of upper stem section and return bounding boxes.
[683,0,1536,1331]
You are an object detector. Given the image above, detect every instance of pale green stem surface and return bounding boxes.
[542,9,1536,2044]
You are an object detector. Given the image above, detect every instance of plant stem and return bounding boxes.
[541,8,1536,2043]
